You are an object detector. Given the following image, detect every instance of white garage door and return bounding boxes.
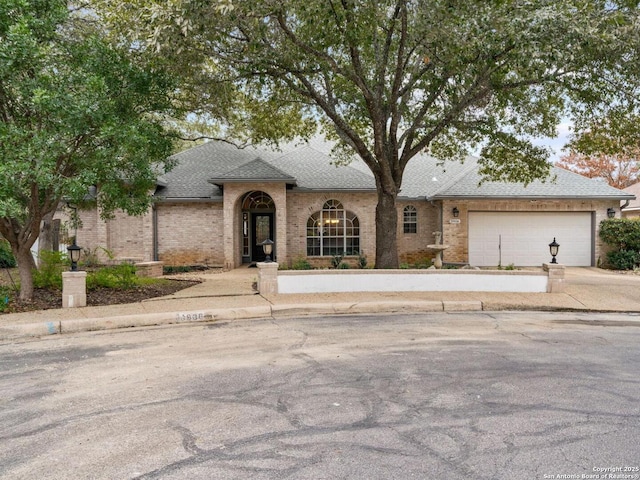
[468,212,593,267]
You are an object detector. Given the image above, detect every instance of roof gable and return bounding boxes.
[209,158,296,184]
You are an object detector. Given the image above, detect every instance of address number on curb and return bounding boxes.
[175,312,214,322]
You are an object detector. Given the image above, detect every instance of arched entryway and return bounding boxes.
[241,191,276,263]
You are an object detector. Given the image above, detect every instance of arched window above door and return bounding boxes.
[242,191,275,210]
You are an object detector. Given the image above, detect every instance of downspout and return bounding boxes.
[620,199,630,211]
[152,203,158,261]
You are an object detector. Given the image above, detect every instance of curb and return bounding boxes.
[0,300,483,340]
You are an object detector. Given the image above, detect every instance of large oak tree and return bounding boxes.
[0,0,176,301]
[98,0,640,268]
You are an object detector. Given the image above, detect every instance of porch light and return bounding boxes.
[607,208,616,218]
[261,238,274,263]
[452,207,459,218]
[67,239,82,271]
[548,237,559,264]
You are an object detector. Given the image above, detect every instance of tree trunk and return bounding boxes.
[15,246,37,302]
[38,211,55,254]
[374,188,399,269]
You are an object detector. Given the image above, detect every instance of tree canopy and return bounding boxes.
[96,0,640,267]
[0,0,176,300]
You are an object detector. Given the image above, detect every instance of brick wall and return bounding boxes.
[156,202,224,266]
[396,200,440,265]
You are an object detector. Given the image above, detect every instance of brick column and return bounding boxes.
[257,262,279,295]
[62,271,87,308]
[543,263,565,293]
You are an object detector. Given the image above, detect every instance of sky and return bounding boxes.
[531,121,573,163]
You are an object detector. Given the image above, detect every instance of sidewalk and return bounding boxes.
[2,267,640,340]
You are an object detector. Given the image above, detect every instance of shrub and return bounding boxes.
[337,262,350,269]
[33,250,68,289]
[291,257,313,270]
[0,240,16,268]
[606,250,640,271]
[599,218,640,251]
[0,286,11,312]
[331,253,344,269]
[357,252,367,269]
[599,219,640,270]
[87,262,137,290]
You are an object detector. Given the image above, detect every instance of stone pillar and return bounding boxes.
[543,263,565,293]
[62,271,87,308]
[257,262,279,295]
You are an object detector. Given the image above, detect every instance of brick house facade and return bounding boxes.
[66,141,634,268]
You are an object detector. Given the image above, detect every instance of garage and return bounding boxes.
[468,211,593,267]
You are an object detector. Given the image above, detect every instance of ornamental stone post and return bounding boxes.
[62,271,87,308]
[257,262,279,295]
[543,262,565,293]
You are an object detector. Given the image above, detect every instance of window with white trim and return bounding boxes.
[306,200,360,256]
[403,205,417,233]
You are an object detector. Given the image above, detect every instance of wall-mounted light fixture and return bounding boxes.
[452,207,460,218]
[607,208,616,218]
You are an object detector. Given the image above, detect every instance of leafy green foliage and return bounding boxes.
[87,263,137,290]
[291,257,313,270]
[33,250,67,290]
[0,0,176,300]
[606,250,640,270]
[0,240,16,268]
[0,286,11,312]
[599,219,640,251]
[599,219,640,270]
[331,253,344,269]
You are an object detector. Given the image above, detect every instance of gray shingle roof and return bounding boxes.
[431,160,635,199]
[155,139,634,201]
[209,158,296,184]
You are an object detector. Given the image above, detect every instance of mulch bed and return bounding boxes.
[1,268,200,314]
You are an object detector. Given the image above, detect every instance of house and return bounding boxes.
[70,140,635,268]
[622,181,640,218]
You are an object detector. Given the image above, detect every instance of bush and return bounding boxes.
[0,286,11,312]
[599,219,640,251]
[599,219,640,270]
[33,250,68,289]
[291,257,313,270]
[0,240,16,268]
[87,263,137,290]
[606,250,640,271]
[337,262,350,269]
[331,253,344,269]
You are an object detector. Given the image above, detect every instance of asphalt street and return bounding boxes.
[1,311,639,480]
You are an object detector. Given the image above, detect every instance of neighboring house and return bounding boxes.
[68,140,635,268]
[622,181,640,218]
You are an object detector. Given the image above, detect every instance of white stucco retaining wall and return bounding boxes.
[276,269,550,294]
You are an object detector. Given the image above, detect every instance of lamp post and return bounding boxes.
[261,238,274,263]
[548,237,560,264]
[67,239,82,271]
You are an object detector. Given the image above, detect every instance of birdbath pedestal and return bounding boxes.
[427,244,449,269]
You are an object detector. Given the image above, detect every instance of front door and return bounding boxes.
[251,212,274,262]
